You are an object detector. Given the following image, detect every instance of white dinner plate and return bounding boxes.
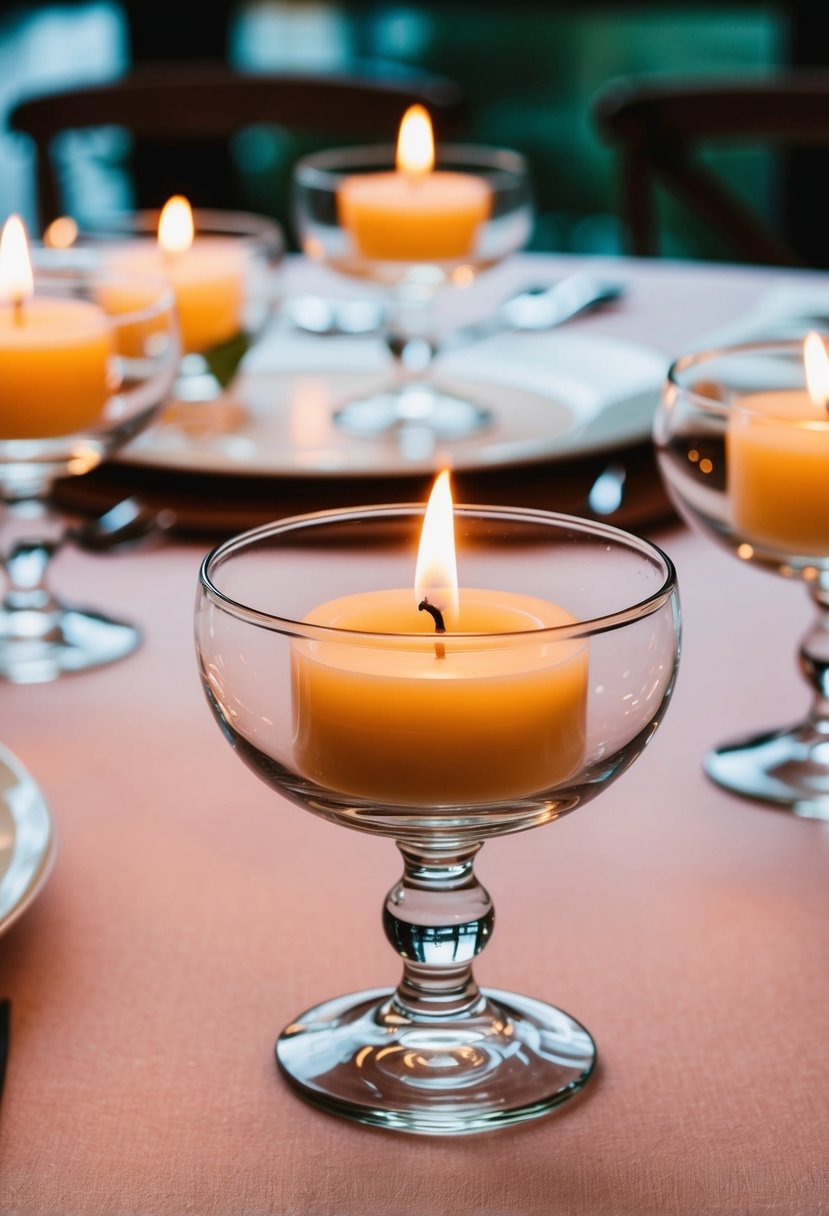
[0,743,56,936]
[118,328,668,478]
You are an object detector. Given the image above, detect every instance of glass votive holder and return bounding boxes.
[292,121,534,442]
[194,499,680,1134]
[1,242,179,681]
[74,202,283,410]
[654,334,829,817]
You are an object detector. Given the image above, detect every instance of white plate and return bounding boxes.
[119,329,668,478]
[0,743,56,936]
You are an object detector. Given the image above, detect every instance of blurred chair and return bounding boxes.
[591,73,829,267]
[7,61,467,233]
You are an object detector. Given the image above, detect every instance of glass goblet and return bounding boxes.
[74,207,283,441]
[195,504,680,1135]
[292,144,533,446]
[0,252,179,683]
[654,336,829,818]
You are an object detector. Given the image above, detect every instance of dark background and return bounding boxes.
[1,1,828,265]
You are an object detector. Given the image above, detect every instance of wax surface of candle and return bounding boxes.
[336,101,491,262]
[105,239,244,353]
[0,298,112,439]
[337,171,491,261]
[729,389,829,554]
[292,588,588,805]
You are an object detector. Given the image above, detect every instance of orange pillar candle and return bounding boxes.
[337,106,491,262]
[292,472,588,805]
[105,197,245,353]
[729,333,829,554]
[0,215,112,440]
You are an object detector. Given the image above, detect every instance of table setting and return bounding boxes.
[2,100,829,1214]
[46,105,678,537]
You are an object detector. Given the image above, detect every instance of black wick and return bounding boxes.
[418,597,446,659]
[418,598,446,633]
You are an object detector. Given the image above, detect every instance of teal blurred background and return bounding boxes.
[0,2,808,262]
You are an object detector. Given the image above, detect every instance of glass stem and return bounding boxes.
[0,498,63,624]
[384,286,439,379]
[799,580,829,728]
[383,842,493,1021]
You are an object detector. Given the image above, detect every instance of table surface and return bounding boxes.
[2,252,829,1216]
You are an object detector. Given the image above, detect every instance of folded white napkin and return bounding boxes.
[701,285,829,347]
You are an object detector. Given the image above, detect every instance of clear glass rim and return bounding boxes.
[199,503,678,641]
[293,143,530,193]
[74,207,284,254]
[666,336,813,418]
[24,253,176,328]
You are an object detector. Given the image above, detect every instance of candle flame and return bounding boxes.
[415,469,459,627]
[804,331,829,410]
[0,214,34,305]
[396,104,434,176]
[158,195,194,254]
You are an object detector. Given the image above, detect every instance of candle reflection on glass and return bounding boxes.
[291,470,589,804]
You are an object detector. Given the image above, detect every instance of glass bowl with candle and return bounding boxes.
[75,197,283,419]
[0,215,180,684]
[292,105,533,448]
[194,472,680,1135]
[654,333,829,818]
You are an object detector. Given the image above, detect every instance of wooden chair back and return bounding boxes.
[7,61,467,230]
[591,73,829,266]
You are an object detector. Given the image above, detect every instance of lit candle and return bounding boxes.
[0,215,112,440]
[291,471,589,804]
[337,105,492,262]
[106,196,245,353]
[729,332,829,553]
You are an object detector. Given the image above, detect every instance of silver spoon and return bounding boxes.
[586,460,628,518]
[66,498,177,552]
[286,273,625,348]
[388,274,625,368]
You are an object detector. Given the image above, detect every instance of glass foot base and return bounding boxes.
[333,383,492,441]
[276,986,596,1135]
[705,722,829,819]
[0,606,140,684]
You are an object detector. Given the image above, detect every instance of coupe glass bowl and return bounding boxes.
[1,248,179,682]
[654,337,829,817]
[75,207,283,408]
[292,143,533,443]
[195,503,680,1134]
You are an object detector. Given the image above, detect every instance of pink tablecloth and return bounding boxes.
[2,255,829,1215]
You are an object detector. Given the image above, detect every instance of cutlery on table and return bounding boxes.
[286,273,626,353]
[285,294,387,337]
[65,497,178,553]
[586,460,628,518]
[1,499,177,593]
